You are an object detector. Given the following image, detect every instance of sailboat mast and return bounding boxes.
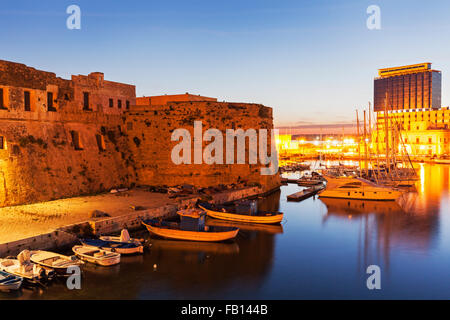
[356,110,361,177]
[364,110,368,177]
[371,102,380,184]
[383,92,390,179]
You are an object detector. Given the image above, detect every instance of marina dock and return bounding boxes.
[287,185,324,202]
[281,178,300,184]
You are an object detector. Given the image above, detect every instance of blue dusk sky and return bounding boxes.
[1,0,450,128]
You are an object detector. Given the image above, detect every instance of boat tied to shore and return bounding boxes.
[30,250,84,275]
[0,250,55,285]
[199,201,283,224]
[0,270,23,291]
[80,238,144,255]
[142,208,239,242]
[72,245,121,266]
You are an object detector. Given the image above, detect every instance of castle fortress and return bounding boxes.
[0,60,280,207]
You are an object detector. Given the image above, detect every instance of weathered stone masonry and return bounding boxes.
[0,60,136,206]
[126,102,280,192]
[0,60,280,207]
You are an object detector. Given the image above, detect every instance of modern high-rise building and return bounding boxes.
[373,63,441,112]
[372,63,450,158]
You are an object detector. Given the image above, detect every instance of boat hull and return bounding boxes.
[30,251,83,276]
[72,246,121,266]
[0,271,22,291]
[0,280,22,291]
[319,189,402,201]
[99,236,143,246]
[143,221,239,242]
[206,218,284,234]
[199,205,283,224]
[103,246,143,255]
[320,175,404,201]
[433,159,450,164]
[80,239,144,255]
[0,259,49,285]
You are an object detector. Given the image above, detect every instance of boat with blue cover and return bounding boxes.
[80,238,144,255]
[0,270,22,291]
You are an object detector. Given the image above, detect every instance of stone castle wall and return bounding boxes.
[0,60,279,207]
[126,102,280,192]
[0,114,135,206]
[0,60,136,207]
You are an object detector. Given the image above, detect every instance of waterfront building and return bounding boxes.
[274,133,359,158]
[372,107,450,157]
[374,63,441,112]
[372,63,450,159]
[275,134,297,152]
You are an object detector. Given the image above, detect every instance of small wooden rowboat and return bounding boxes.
[30,251,84,275]
[142,219,239,242]
[0,258,52,285]
[206,217,284,234]
[199,203,283,224]
[72,246,121,266]
[80,239,144,255]
[0,270,22,291]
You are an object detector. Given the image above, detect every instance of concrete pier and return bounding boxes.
[0,186,276,256]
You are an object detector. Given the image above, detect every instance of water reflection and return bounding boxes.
[319,162,448,274]
[320,197,439,272]
[150,238,240,254]
[400,163,450,216]
[206,218,284,234]
[3,164,450,299]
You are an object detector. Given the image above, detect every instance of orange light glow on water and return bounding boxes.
[420,163,425,194]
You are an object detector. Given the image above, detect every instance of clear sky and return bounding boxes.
[1,0,450,128]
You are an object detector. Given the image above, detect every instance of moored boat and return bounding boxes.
[199,202,283,224]
[72,245,121,266]
[433,157,450,164]
[30,250,84,275]
[99,229,144,247]
[142,219,239,242]
[0,250,54,285]
[297,178,323,186]
[0,270,23,291]
[319,175,403,201]
[80,238,144,255]
[206,217,284,234]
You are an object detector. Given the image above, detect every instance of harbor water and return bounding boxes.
[2,163,450,299]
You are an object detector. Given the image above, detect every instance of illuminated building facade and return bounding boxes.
[373,107,450,157]
[372,63,450,158]
[275,133,358,158]
[374,63,441,112]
